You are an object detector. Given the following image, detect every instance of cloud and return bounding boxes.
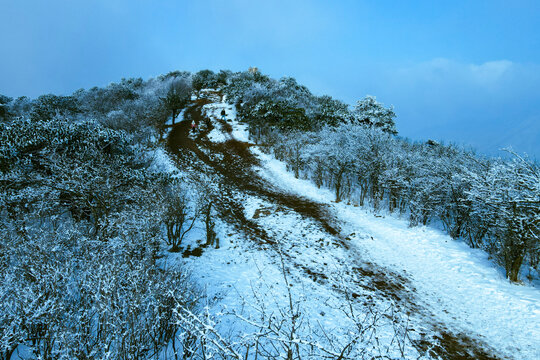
[469,60,513,85]
[370,59,540,156]
[392,58,521,91]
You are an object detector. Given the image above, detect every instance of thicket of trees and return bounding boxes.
[0,74,210,358]
[0,112,206,358]
[220,70,396,136]
[2,74,194,142]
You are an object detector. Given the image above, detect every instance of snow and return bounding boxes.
[249,144,540,360]
[201,102,250,144]
[164,98,539,359]
[176,196,418,358]
[207,127,229,143]
[147,147,180,175]
[230,121,249,142]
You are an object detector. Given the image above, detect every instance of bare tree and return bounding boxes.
[161,79,191,125]
[161,184,199,252]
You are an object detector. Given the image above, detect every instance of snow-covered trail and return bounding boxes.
[166,97,539,359]
[254,148,540,360]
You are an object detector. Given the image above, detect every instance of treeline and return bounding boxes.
[273,126,539,283]
[214,69,539,283]
[0,73,191,140]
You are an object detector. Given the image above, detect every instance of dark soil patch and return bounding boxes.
[252,207,273,219]
[414,330,502,360]
[182,246,205,258]
[217,117,233,133]
[353,265,411,303]
[294,263,329,283]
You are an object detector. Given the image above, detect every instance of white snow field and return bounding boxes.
[170,99,540,359]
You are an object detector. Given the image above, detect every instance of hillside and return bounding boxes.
[165,92,539,360]
[1,71,539,359]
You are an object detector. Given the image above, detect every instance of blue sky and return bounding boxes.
[1,0,539,157]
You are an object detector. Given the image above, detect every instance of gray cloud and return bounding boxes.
[364,59,540,157]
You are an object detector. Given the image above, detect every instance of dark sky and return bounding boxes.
[1,0,539,157]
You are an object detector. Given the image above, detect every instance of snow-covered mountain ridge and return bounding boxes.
[2,72,538,360]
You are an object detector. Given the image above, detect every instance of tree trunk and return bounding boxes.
[507,251,524,282]
[171,109,177,125]
[334,172,343,203]
[204,202,216,248]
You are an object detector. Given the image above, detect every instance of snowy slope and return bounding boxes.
[168,99,540,360]
[252,147,540,359]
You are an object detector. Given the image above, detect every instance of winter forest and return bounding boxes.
[1,69,539,359]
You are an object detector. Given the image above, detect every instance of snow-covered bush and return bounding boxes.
[69,76,178,141]
[29,94,81,121]
[465,153,540,281]
[0,115,201,358]
[0,214,197,360]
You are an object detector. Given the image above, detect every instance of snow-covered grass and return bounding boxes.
[146,146,181,175]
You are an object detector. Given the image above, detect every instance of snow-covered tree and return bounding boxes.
[303,125,358,202]
[466,153,540,281]
[215,69,232,88]
[353,95,397,135]
[160,78,191,125]
[192,69,217,96]
[0,95,11,121]
[274,130,313,178]
[160,182,199,252]
[313,95,352,128]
